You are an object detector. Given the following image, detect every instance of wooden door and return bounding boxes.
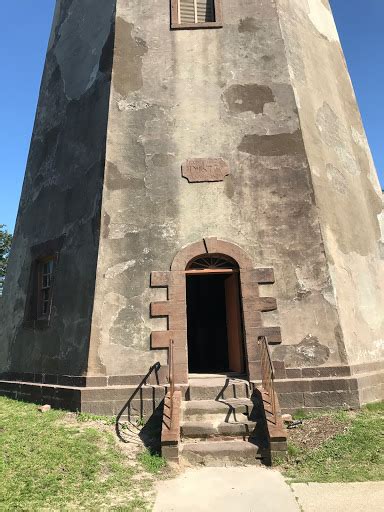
[224,273,244,373]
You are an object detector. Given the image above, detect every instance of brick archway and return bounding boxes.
[150,238,281,384]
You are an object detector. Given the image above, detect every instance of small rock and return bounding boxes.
[38,404,51,413]
[287,420,303,429]
[282,414,293,423]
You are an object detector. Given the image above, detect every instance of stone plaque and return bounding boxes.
[182,158,230,183]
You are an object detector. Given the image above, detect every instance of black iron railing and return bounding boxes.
[115,361,161,443]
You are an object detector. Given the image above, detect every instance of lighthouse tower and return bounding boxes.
[1,0,383,422]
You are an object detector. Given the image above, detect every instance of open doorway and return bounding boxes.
[186,255,245,375]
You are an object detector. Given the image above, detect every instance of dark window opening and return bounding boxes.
[37,258,54,319]
[23,236,65,328]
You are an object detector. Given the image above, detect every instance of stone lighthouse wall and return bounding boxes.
[277,0,384,404]
[87,0,345,381]
[0,0,116,377]
[0,0,382,414]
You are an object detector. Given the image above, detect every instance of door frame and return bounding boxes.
[150,238,281,384]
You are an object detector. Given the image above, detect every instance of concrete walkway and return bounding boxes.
[153,467,384,512]
[153,467,300,512]
[292,481,384,512]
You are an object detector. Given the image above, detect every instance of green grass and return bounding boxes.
[0,397,162,511]
[137,450,167,474]
[282,402,384,483]
[75,411,116,425]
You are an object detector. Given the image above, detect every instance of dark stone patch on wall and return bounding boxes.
[102,212,111,239]
[224,175,235,199]
[238,130,305,157]
[294,286,312,301]
[105,161,131,190]
[30,125,61,180]
[238,17,260,33]
[223,84,274,115]
[379,242,384,260]
[334,324,348,365]
[114,18,148,96]
[273,335,330,368]
[151,154,176,168]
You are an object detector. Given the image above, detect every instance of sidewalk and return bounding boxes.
[153,466,384,512]
[291,481,384,512]
[153,466,300,512]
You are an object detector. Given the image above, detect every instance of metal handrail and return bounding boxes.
[115,361,161,442]
[168,338,175,427]
[258,336,277,424]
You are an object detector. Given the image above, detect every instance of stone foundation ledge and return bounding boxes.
[270,367,384,414]
[273,360,384,379]
[0,368,169,387]
[0,380,166,417]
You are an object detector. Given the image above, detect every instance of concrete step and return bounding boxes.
[183,398,254,417]
[187,380,251,400]
[181,420,257,438]
[181,440,263,466]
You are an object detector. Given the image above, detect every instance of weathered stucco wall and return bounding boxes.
[3,0,381,387]
[277,0,384,367]
[88,0,346,377]
[0,0,116,375]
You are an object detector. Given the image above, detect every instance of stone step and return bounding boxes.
[187,380,251,400]
[183,398,254,417]
[181,440,263,466]
[182,410,251,425]
[181,420,257,438]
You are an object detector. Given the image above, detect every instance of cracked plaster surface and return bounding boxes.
[277,0,384,364]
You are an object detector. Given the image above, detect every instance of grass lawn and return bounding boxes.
[0,397,167,511]
[278,401,384,483]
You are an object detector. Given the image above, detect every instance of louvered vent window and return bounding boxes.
[179,0,215,24]
[171,0,223,29]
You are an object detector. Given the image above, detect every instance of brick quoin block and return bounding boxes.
[168,285,186,302]
[150,301,171,317]
[254,297,277,312]
[151,331,172,349]
[150,271,170,287]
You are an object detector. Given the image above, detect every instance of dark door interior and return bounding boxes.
[186,273,244,373]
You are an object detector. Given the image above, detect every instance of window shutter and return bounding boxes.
[179,0,196,24]
[197,0,215,23]
[179,0,215,24]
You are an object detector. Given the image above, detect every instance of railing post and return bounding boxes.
[169,339,175,426]
[258,336,277,424]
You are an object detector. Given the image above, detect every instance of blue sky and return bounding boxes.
[0,1,383,233]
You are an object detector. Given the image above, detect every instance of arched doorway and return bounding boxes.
[185,254,245,374]
[150,237,280,384]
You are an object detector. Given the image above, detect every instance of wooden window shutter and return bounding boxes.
[196,0,215,23]
[172,0,222,28]
[179,0,196,24]
[179,0,215,24]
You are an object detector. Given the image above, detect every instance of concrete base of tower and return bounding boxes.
[0,361,383,416]
[273,360,384,413]
[0,378,167,418]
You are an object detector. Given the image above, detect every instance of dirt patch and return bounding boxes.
[287,412,355,451]
[61,412,147,460]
